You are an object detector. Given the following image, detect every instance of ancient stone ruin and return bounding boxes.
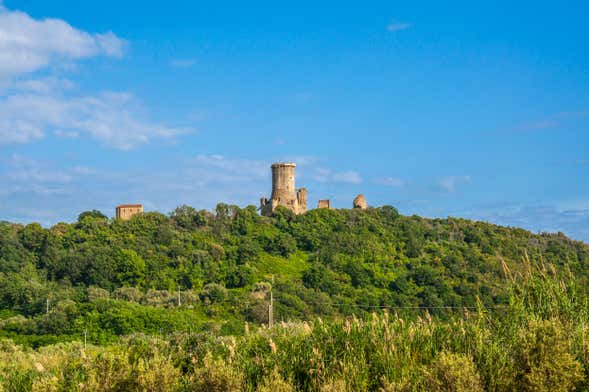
[353,194,367,209]
[260,163,307,216]
[317,200,331,209]
[116,204,143,220]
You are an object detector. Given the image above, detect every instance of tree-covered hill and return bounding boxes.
[1,204,588,346]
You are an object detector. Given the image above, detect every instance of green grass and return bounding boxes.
[254,251,309,279]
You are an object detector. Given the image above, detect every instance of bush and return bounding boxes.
[186,353,242,391]
[423,351,483,392]
[88,286,110,302]
[513,318,585,391]
[200,283,227,304]
[113,287,143,303]
[257,368,295,392]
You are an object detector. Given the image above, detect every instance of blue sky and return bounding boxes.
[0,1,588,241]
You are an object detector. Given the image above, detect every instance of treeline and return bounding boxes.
[0,204,588,345]
[1,268,587,391]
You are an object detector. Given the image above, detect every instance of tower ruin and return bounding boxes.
[353,194,367,209]
[260,163,307,216]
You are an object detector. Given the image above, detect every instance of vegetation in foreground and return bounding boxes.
[0,267,588,391]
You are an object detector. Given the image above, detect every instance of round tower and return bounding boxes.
[353,194,367,209]
[270,163,296,202]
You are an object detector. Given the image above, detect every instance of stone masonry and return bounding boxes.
[353,194,367,209]
[260,163,307,216]
[317,199,331,209]
[116,204,144,220]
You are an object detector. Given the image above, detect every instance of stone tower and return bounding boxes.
[261,163,307,216]
[353,194,367,209]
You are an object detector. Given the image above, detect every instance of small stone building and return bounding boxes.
[116,204,143,220]
[317,200,331,209]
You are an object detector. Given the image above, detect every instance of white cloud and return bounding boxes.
[333,171,363,184]
[169,59,196,68]
[0,6,188,149]
[387,22,412,32]
[311,168,363,184]
[194,154,268,181]
[0,7,125,79]
[375,176,404,187]
[0,155,98,197]
[13,77,75,93]
[311,168,331,183]
[6,155,72,184]
[54,129,80,138]
[438,175,471,192]
[0,87,193,149]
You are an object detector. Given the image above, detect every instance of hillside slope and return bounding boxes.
[1,204,587,346]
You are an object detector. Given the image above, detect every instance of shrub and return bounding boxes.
[134,350,180,391]
[423,351,483,392]
[513,318,585,392]
[113,287,143,303]
[186,353,242,391]
[144,289,175,307]
[256,368,295,392]
[87,286,109,302]
[200,283,227,304]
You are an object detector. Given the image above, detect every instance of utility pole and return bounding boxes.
[268,290,274,328]
[46,298,49,314]
[268,274,274,328]
[177,286,181,307]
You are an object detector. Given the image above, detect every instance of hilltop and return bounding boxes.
[0,204,588,346]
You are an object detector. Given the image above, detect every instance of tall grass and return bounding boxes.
[0,262,587,391]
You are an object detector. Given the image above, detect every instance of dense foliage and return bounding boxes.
[0,268,587,391]
[0,204,588,347]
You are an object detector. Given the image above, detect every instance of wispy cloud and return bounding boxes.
[281,156,317,166]
[437,175,471,192]
[169,59,196,68]
[312,168,363,184]
[517,111,588,132]
[387,21,412,32]
[374,176,404,187]
[333,171,363,184]
[0,154,98,197]
[519,120,560,131]
[0,5,190,149]
[193,154,268,181]
[0,87,194,149]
